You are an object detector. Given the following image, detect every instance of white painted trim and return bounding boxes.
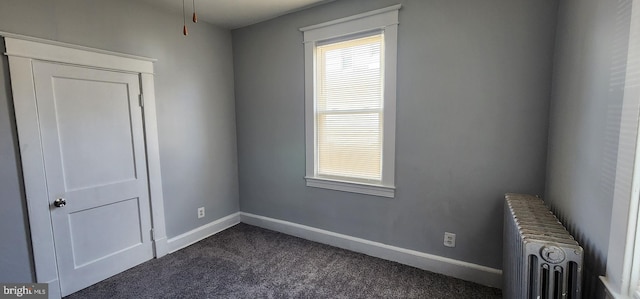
[3,34,165,299]
[153,237,169,258]
[8,55,63,298]
[0,31,156,62]
[602,276,633,299]
[381,21,399,189]
[140,73,169,258]
[604,0,640,297]
[44,279,61,299]
[2,34,155,74]
[302,6,399,196]
[300,5,401,41]
[305,177,395,198]
[239,212,502,288]
[304,41,316,188]
[166,213,241,253]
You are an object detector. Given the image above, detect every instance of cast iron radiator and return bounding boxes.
[503,193,583,299]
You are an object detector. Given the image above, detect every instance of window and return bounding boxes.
[317,34,383,182]
[601,0,640,298]
[300,5,400,197]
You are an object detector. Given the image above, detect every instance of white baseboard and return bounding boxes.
[166,212,240,253]
[239,212,502,288]
[162,211,502,288]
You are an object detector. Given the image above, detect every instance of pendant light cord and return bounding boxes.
[192,0,198,23]
[182,0,188,35]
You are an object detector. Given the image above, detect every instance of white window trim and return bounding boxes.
[300,5,400,198]
[602,1,640,298]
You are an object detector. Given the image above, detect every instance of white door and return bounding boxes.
[32,61,154,296]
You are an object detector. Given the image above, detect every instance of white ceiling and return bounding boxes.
[138,0,334,29]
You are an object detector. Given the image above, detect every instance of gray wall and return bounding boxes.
[0,40,33,282]
[544,0,631,297]
[0,0,239,281]
[233,0,558,269]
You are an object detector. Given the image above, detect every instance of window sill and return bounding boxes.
[601,276,636,299]
[305,176,395,198]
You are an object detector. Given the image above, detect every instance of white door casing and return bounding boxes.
[34,62,153,296]
[2,32,168,299]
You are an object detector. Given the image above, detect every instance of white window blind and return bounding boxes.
[315,34,384,182]
[302,4,399,197]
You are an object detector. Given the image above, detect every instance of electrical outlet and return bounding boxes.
[198,207,205,219]
[444,232,456,248]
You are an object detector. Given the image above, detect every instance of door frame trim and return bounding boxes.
[1,32,168,298]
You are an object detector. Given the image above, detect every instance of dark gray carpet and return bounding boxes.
[65,223,502,298]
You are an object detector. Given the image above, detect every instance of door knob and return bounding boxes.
[53,198,66,208]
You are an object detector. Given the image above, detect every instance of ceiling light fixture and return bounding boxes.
[192,0,198,23]
[182,0,188,36]
[182,0,197,36]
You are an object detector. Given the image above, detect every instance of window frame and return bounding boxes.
[602,0,640,298]
[300,5,400,198]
